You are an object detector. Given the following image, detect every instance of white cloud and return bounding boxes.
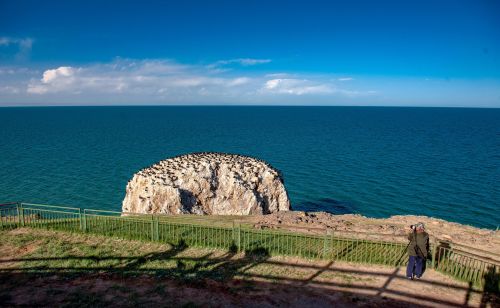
[26,59,254,97]
[209,58,271,68]
[0,58,380,105]
[263,78,334,95]
[0,86,20,94]
[28,66,80,94]
[227,77,251,86]
[264,79,282,90]
[265,73,291,78]
[0,67,38,75]
[42,66,76,83]
[236,58,271,66]
[26,84,48,94]
[0,37,33,60]
[338,77,354,81]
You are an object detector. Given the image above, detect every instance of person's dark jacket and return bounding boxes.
[407,231,429,258]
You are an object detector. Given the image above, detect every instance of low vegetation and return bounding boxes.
[1,228,497,307]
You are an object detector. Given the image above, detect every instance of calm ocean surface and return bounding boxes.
[0,106,498,229]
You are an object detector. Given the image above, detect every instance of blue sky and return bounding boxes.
[1,0,499,107]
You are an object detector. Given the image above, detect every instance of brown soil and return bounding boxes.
[0,230,40,269]
[1,256,495,307]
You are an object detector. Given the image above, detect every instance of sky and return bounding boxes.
[1,0,500,107]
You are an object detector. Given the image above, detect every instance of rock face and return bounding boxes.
[122,153,291,215]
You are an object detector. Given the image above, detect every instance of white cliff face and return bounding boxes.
[122,153,291,215]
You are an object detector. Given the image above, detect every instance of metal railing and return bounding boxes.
[435,244,499,287]
[1,202,498,289]
[0,202,19,230]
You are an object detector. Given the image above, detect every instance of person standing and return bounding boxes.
[406,222,429,279]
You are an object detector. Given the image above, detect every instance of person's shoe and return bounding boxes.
[407,276,413,280]
[415,276,421,280]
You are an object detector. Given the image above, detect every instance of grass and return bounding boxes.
[1,228,498,307]
[0,228,397,283]
[1,228,247,280]
[3,211,409,266]
[0,228,239,306]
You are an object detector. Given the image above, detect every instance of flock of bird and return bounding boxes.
[131,152,284,188]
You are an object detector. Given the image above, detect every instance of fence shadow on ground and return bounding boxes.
[1,243,498,307]
[480,265,500,307]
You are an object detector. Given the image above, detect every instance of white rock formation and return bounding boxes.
[122,152,291,215]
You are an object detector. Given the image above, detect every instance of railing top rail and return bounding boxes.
[0,202,19,207]
[84,209,122,215]
[23,208,80,216]
[21,203,80,212]
[84,209,161,218]
[444,241,500,260]
[84,212,149,219]
[257,222,409,239]
[157,220,234,230]
[240,226,325,237]
[239,225,407,245]
[439,245,500,265]
[84,214,154,223]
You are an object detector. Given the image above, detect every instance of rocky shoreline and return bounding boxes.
[247,211,500,256]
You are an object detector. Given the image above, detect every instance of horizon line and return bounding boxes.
[0,104,499,109]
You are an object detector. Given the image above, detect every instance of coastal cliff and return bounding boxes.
[122,152,290,215]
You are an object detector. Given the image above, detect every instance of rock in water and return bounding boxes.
[122,153,291,215]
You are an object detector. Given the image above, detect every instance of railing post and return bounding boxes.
[154,216,159,241]
[323,229,328,259]
[79,208,83,231]
[238,223,241,252]
[17,202,25,227]
[330,231,334,259]
[232,221,236,248]
[16,202,21,227]
[431,238,437,269]
[151,215,155,242]
[81,209,87,232]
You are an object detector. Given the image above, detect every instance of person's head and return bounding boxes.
[415,222,425,233]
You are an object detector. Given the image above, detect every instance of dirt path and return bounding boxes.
[0,258,493,307]
[1,228,497,307]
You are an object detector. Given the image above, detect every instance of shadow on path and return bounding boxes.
[0,243,498,307]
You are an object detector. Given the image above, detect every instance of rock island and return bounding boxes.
[122,152,290,215]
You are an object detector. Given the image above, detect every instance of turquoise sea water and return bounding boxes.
[0,106,499,229]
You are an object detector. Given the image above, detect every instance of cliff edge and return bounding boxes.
[122,152,290,215]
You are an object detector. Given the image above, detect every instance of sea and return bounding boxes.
[0,106,498,229]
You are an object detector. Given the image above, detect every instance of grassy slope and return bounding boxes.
[0,228,495,307]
